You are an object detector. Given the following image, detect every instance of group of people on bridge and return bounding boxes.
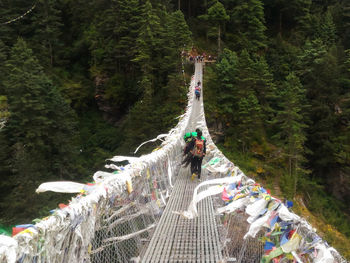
[182,128,206,181]
[181,48,216,64]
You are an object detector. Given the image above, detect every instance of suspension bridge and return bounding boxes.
[0,63,348,263]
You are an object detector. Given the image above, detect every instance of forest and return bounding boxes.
[0,0,349,258]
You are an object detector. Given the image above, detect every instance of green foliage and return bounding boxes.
[272,73,308,197]
[77,110,123,171]
[29,0,64,67]
[0,39,79,223]
[0,0,349,255]
[169,10,192,51]
[237,93,262,152]
[203,3,350,244]
[266,35,301,81]
[215,48,239,119]
[226,0,266,52]
[307,187,350,238]
[318,10,337,47]
[297,39,341,175]
[0,40,8,87]
[199,1,229,53]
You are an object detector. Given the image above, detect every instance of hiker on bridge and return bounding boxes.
[184,128,206,181]
[182,131,196,167]
[195,85,201,100]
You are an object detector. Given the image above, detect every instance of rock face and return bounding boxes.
[328,169,350,210]
[208,120,224,144]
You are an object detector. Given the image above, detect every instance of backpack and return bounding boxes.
[183,132,191,142]
[192,138,204,157]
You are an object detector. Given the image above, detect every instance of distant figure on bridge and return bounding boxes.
[184,128,206,181]
[195,85,201,100]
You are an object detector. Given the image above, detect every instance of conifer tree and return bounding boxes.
[251,55,276,115]
[89,0,141,71]
[1,39,78,222]
[273,73,308,197]
[318,10,337,47]
[134,0,162,98]
[237,93,262,153]
[229,0,266,52]
[235,50,275,118]
[331,49,350,202]
[205,1,229,53]
[30,0,63,67]
[168,10,192,53]
[263,0,310,43]
[116,0,141,67]
[0,40,8,93]
[215,48,239,124]
[342,2,350,48]
[292,0,312,36]
[160,10,191,76]
[298,39,340,178]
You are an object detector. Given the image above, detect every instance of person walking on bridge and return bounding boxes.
[182,132,196,167]
[195,85,201,100]
[185,128,206,181]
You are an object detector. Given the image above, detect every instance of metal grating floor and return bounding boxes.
[142,168,223,262]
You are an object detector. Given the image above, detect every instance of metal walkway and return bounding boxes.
[142,168,223,262]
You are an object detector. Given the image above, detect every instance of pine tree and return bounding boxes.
[0,40,7,67]
[159,10,192,77]
[263,0,311,43]
[340,1,350,48]
[236,93,262,153]
[265,34,301,82]
[1,39,78,222]
[235,49,257,98]
[133,0,162,98]
[30,0,63,67]
[207,1,229,53]
[116,0,141,67]
[297,39,340,179]
[168,10,192,53]
[331,49,350,203]
[215,48,239,125]
[235,50,275,118]
[292,0,312,36]
[318,10,337,48]
[229,0,266,52]
[119,3,190,152]
[251,54,276,116]
[273,73,308,198]
[0,40,8,93]
[88,0,141,71]
[199,0,230,53]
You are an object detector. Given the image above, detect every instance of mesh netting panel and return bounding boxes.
[89,161,178,263]
[219,213,263,263]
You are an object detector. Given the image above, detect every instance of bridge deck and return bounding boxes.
[142,168,223,262]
